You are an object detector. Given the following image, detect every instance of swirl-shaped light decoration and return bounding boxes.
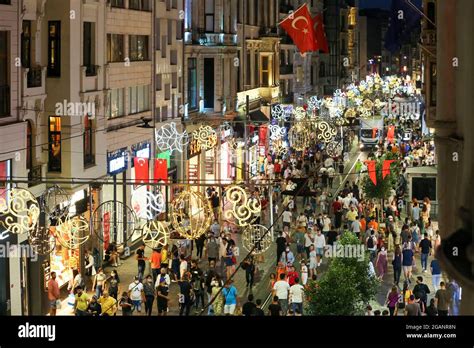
[142,220,170,249]
[272,143,288,157]
[0,187,40,235]
[131,187,165,221]
[292,106,307,121]
[344,108,357,119]
[55,216,90,250]
[307,96,323,111]
[193,125,217,150]
[242,224,272,255]
[170,189,213,240]
[316,121,337,143]
[224,186,261,227]
[40,185,71,224]
[271,104,285,120]
[93,201,138,244]
[29,226,56,255]
[155,122,189,154]
[269,124,286,141]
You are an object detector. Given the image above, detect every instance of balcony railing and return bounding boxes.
[0,85,10,117]
[85,64,99,77]
[28,165,42,187]
[27,67,42,88]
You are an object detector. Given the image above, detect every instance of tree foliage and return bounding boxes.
[361,153,399,200]
[305,233,379,315]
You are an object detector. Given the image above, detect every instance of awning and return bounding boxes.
[249,109,269,123]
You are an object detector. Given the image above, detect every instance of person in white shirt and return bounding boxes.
[289,277,305,316]
[273,273,290,315]
[128,276,144,313]
[324,157,334,168]
[284,167,292,180]
[322,215,332,234]
[314,230,326,267]
[304,229,315,258]
[327,167,336,188]
[266,162,275,180]
[282,210,292,228]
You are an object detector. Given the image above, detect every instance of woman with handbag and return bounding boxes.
[386,286,400,316]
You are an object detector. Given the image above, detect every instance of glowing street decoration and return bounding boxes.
[29,226,56,255]
[155,122,189,154]
[170,189,213,240]
[131,186,165,220]
[242,224,272,255]
[288,122,313,151]
[316,121,337,143]
[55,216,90,250]
[193,125,217,150]
[271,104,285,120]
[273,143,288,157]
[142,220,170,249]
[224,186,261,227]
[40,185,71,223]
[307,96,323,111]
[325,142,343,157]
[292,106,307,121]
[269,124,286,141]
[0,188,40,235]
[93,201,138,244]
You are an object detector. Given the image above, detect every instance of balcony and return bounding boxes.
[0,85,10,117]
[185,29,238,46]
[280,65,293,75]
[22,66,47,97]
[27,66,42,88]
[28,164,42,187]
[81,65,101,92]
[85,64,99,77]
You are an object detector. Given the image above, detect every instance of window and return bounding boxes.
[129,35,149,61]
[83,22,96,76]
[0,31,9,117]
[107,88,124,118]
[0,0,11,4]
[156,74,162,91]
[245,51,251,87]
[84,116,94,166]
[26,121,33,171]
[129,0,151,11]
[261,56,269,87]
[48,116,61,172]
[205,0,214,32]
[430,62,436,107]
[254,51,259,87]
[187,58,197,110]
[47,21,61,77]
[172,72,177,88]
[319,62,326,77]
[107,34,124,62]
[128,85,150,114]
[155,18,161,50]
[427,2,436,30]
[168,20,173,45]
[21,21,31,69]
[110,0,124,8]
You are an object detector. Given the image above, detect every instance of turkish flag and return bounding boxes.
[365,160,377,186]
[154,158,168,182]
[134,157,149,184]
[312,13,329,53]
[382,160,395,179]
[103,212,110,250]
[259,126,268,147]
[387,125,395,143]
[279,4,317,53]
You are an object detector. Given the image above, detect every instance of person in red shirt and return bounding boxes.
[150,249,162,284]
[47,272,60,316]
[332,199,342,214]
[286,265,299,287]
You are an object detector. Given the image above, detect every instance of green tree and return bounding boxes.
[305,233,379,315]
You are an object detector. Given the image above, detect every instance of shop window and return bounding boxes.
[48,116,61,172]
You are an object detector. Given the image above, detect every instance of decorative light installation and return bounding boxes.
[29,226,56,255]
[131,186,165,220]
[224,186,261,227]
[272,143,288,157]
[55,216,90,250]
[193,125,217,150]
[155,122,189,154]
[93,201,138,244]
[292,106,307,121]
[0,187,40,235]
[269,124,286,141]
[170,189,213,240]
[307,96,323,111]
[142,220,170,249]
[242,224,272,255]
[40,185,71,223]
[271,104,285,120]
[288,122,313,151]
[325,142,343,157]
[316,121,337,143]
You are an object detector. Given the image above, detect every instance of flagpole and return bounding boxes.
[277,2,308,26]
[404,0,436,28]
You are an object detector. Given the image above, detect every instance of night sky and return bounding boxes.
[359,0,391,9]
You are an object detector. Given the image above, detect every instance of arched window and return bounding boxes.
[26,121,33,171]
[83,116,94,166]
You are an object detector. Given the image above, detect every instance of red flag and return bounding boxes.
[279,4,317,53]
[134,157,149,184]
[259,126,268,147]
[372,128,378,139]
[154,158,168,182]
[382,160,395,179]
[312,13,329,53]
[387,125,395,143]
[103,212,110,250]
[365,160,377,186]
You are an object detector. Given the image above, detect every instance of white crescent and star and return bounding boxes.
[291,16,309,34]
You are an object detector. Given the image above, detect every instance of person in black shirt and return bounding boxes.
[253,299,265,316]
[87,295,102,316]
[426,298,438,316]
[195,234,206,260]
[178,274,193,316]
[156,279,170,316]
[190,260,205,311]
[327,230,338,246]
[136,244,147,282]
[418,234,432,272]
[242,294,257,316]
[268,296,282,316]
[276,232,287,266]
[119,292,133,316]
[413,276,430,312]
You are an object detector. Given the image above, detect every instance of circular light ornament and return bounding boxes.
[344,108,357,119]
[271,104,285,120]
[224,186,261,227]
[288,122,312,151]
[131,186,165,221]
[325,142,343,157]
[40,185,71,224]
[29,226,56,255]
[0,187,40,235]
[55,216,90,250]
[170,189,213,240]
[193,125,217,150]
[93,200,139,244]
[142,220,170,249]
[292,106,307,121]
[307,96,323,111]
[155,122,189,154]
[242,224,272,255]
[316,120,337,143]
[269,124,286,141]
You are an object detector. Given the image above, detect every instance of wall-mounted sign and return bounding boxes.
[107,148,128,176]
[132,141,151,159]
